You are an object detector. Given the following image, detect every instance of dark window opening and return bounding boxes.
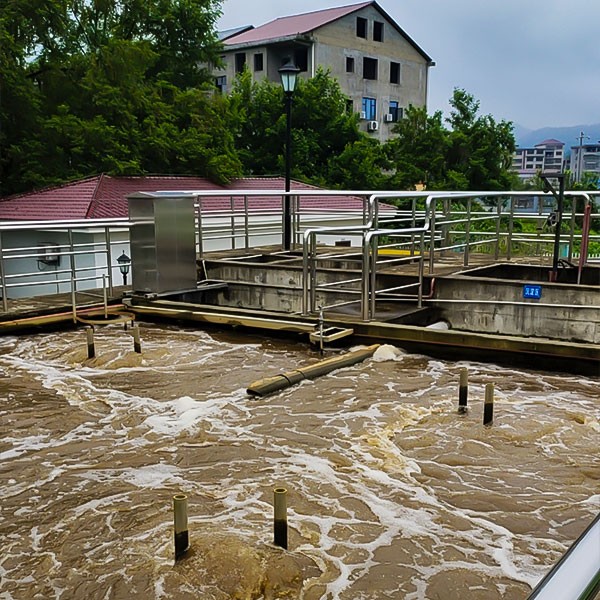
[363,57,378,80]
[390,61,400,84]
[345,99,354,114]
[356,17,367,38]
[346,56,355,73]
[235,52,246,74]
[374,21,384,42]
[294,47,308,72]
[254,53,263,72]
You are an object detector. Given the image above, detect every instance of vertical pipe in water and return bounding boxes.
[483,383,494,426]
[86,326,95,359]
[273,487,288,550]
[133,324,141,354]
[458,368,468,414]
[173,494,189,560]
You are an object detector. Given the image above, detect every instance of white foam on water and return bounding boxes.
[371,344,405,362]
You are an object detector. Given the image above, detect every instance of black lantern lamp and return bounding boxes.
[117,251,131,285]
[278,58,300,251]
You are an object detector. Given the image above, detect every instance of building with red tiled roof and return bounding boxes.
[0,174,372,221]
[0,174,390,299]
[215,1,433,142]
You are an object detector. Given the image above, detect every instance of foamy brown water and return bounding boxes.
[0,324,598,599]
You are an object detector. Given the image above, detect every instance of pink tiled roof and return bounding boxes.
[536,139,564,147]
[224,1,372,45]
[0,175,387,221]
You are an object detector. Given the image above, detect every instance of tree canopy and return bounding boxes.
[0,0,238,195]
[386,89,517,191]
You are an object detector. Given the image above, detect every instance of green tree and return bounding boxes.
[228,67,364,185]
[0,0,238,195]
[446,89,517,190]
[385,105,449,189]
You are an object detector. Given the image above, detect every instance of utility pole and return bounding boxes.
[575,131,590,183]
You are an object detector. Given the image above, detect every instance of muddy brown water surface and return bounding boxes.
[0,324,598,599]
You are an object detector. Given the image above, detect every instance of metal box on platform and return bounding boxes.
[127,192,197,294]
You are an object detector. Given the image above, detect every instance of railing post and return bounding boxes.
[369,235,377,320]
[507,196,514,260]
[197,196,204,258]
[309,234,317,314]
[68,228,76,294]
[244,195,249,249]
[102,274,108,319]
[568,193,577,263]
[0,232,7,313]
[494,198,502,260]
[230,196,236,250]
[71,276,77,323]
[464,198,471,267]
[105,226,114,296]
[361,233,371,321]
[428,202,436,275]
[302,234,310,315]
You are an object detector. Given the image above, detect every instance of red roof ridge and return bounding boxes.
[0,174,102,204]
[225,1,372,46]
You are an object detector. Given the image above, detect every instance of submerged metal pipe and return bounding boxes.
[458,368,468,414]
[273,487,288,550]
[173,494,189,560]
[483,383,494,426]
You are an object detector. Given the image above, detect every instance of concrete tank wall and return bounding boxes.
[433,276,599,343]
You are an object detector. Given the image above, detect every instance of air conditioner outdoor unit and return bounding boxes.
[367,120,379,131]
[359,111,367,120]
[384,113,394,123]
[37,243,60,265]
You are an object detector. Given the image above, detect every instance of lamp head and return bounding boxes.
[117,251,131,275]
[279,58,300,94]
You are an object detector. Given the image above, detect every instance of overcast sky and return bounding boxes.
[217,0,600,131]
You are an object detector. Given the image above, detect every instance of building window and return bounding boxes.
[294,47,308,72]
[346,56,355,73]
[235,52,246,74]
[389,101,401,122]
[345,99,354,114]
[215,75,227,93]
[362,97,376,120]
[363,57,378,80]
[356,17,367,38]
[254,53,263,72]
[390,61,400,84]
[374,21,384,42]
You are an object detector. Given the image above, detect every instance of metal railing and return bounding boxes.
[0,189,598,321]
[300,190,600,319]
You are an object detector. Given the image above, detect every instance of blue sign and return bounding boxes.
[523,284,542,299]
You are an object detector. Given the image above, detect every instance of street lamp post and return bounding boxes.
[117,251,131,286]
[540,172,565,282]
[278,58,300,251]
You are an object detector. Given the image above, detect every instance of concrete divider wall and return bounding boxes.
[433,276,600,343]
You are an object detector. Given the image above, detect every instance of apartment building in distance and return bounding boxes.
[511,139,565,182]
[569,141,600,183]
[214,1,434,141]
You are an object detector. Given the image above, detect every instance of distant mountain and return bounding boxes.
[514,123,600,153]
